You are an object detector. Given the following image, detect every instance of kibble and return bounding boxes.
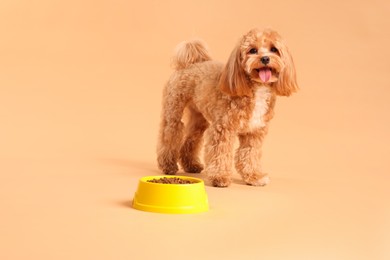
[147,177,194,184]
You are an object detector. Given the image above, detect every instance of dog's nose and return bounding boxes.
[261,56,270,65]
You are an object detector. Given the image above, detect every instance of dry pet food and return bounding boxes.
[147,177,194,184]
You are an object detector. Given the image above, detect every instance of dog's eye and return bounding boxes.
[270,46,279,53]
[249,48,258,54]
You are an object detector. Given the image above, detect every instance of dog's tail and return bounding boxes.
[171,39,212,70]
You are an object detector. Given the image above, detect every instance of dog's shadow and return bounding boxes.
[231,177,247,186]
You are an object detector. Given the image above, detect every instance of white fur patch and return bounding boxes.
[259,47,269,53]
[248,86,272,130]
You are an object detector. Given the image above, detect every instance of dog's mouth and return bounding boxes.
[254,67,278,83]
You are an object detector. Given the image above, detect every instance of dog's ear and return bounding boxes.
[219,43,252,97]
[273,42,299,96]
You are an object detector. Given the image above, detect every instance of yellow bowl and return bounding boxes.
[132,176,209,214]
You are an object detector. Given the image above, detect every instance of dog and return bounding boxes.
[157,28,298,187]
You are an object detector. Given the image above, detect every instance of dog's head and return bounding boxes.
[219,28,298,97]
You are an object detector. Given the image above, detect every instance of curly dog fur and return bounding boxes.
[157,28,298,187]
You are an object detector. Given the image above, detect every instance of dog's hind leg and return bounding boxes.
[204,123,236,187]
[156,86,187,175]
[179,107,209,173]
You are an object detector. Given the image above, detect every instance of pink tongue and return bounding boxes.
[259,68,272,83]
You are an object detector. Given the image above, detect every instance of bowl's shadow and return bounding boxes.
[118,199,133,209]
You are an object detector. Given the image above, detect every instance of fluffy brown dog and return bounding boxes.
[157,28,298,187]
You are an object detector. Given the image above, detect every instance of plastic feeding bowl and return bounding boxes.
[132,176,209,214]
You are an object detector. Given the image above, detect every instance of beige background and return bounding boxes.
[1,0,389,259]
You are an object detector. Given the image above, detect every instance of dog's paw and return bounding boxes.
[182,162,204,173]
[209,174,232,187]
[243,173,270,186]
[160,164,179,175]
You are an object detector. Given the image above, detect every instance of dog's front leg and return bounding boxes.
[204,124,236,187]
[235,129,270,186]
